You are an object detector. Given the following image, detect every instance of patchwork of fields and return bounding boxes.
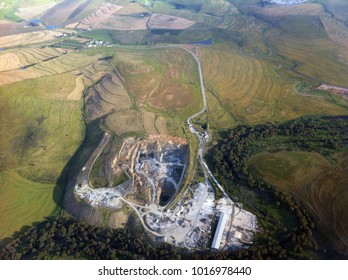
[0,0,348,258]
[200,45,348,127]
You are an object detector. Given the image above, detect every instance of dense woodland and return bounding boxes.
[206,116,348,259]
[1,116,347,260]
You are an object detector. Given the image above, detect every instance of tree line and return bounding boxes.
[1,116,346,260]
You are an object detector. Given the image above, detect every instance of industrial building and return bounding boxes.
[211,212,228,250]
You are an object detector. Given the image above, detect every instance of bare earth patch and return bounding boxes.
[317,84,348,100]
[148,13,196,30]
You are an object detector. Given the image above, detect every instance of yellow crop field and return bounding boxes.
[67,76,85,101]
[0,30,62,48]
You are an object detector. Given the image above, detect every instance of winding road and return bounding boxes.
[183,47,229,198]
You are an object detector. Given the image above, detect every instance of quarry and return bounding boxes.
[71,43,257,251]
[73,132,257,251]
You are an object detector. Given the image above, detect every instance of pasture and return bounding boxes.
[0,171,58,241]
[0,45,114,240]
[249,151,348,254]
[115,46,202,120]
[199,44,348,128]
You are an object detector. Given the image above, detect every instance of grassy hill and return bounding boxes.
[249,151,348,255]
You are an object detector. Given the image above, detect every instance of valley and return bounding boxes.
[0,0,347,259]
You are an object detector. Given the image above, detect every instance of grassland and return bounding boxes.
[243,3,325,17]
[0,44,114,240]
[249,151,348,254]
[115,46,202,120]
[15,0,57,20]
[265,16,348,88]
[41,0,105,26]
[199,44,348,128]
[0,171,58,241]
[0,73,84,240]
[0,0,23,21]
[0,46,110,85]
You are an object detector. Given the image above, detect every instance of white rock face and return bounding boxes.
[262,0,310,5]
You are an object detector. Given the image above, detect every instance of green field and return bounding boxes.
[0,70,87,240]
[0,171,59,241]
[200,44,348,128]
[1,0,348,258]
[0,0,23,21]
[249,151,348,254]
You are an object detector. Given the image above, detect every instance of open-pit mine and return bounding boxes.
[66,46,257,251]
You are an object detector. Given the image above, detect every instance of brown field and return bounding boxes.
[243,3,325,17]
[80,14,149,31]
[0,30,62,48]
[148,13,196,30]
[41,0,83,25]
[116,47,201,119]
[143,111,168,135]
[15,2,57,20]
[105,110,143,135]
[77,2,123,30]
[249,151,348,255]
[0,22,37,37]
[143,111,158,135]
[0,47,64,84]
[218,14,264,32]
[84,71,132,121]
[0,69,43,85]
[201,0,235,17]
[155,116,167,135]
[320,16,348,49]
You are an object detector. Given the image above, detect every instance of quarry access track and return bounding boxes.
[183,47,229,198]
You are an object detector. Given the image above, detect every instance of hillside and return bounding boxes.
[0,0,347,259]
